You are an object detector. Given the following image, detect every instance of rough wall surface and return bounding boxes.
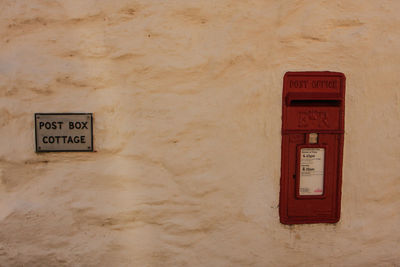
[0,0,399,266]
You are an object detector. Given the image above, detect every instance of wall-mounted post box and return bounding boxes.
[279,71,345,224]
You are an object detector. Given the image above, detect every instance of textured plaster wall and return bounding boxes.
[0,0,399,266]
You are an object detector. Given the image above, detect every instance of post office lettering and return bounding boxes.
[290,80,308,88]
[311,80,337,88]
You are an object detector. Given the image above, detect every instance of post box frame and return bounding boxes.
[279,71,345,224]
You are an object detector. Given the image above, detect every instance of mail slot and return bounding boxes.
[279,71,345,224]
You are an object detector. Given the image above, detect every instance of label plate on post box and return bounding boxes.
[35,113,93,152]
[299,148,325,196]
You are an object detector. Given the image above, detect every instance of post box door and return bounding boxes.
[282,133,341,220]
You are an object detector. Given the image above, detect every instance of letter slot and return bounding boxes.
[279,71,345,224]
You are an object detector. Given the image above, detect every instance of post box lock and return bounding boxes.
[309,133,318,144]
[279,71,345,224]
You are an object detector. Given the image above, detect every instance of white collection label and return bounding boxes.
[299,148,325,196]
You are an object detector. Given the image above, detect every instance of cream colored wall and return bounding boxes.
[0,0,399,266]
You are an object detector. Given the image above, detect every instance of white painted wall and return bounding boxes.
[0,0,399,266]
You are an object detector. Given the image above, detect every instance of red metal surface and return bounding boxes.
[280,71,345,224]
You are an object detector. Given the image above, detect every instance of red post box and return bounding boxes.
[279,71,345,224]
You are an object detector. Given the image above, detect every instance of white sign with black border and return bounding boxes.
[35,113,93,152]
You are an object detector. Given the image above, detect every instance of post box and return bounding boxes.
[279,71,345,224]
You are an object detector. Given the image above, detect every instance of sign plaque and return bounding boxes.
[299,148,325,196]
[35,113,93,152]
